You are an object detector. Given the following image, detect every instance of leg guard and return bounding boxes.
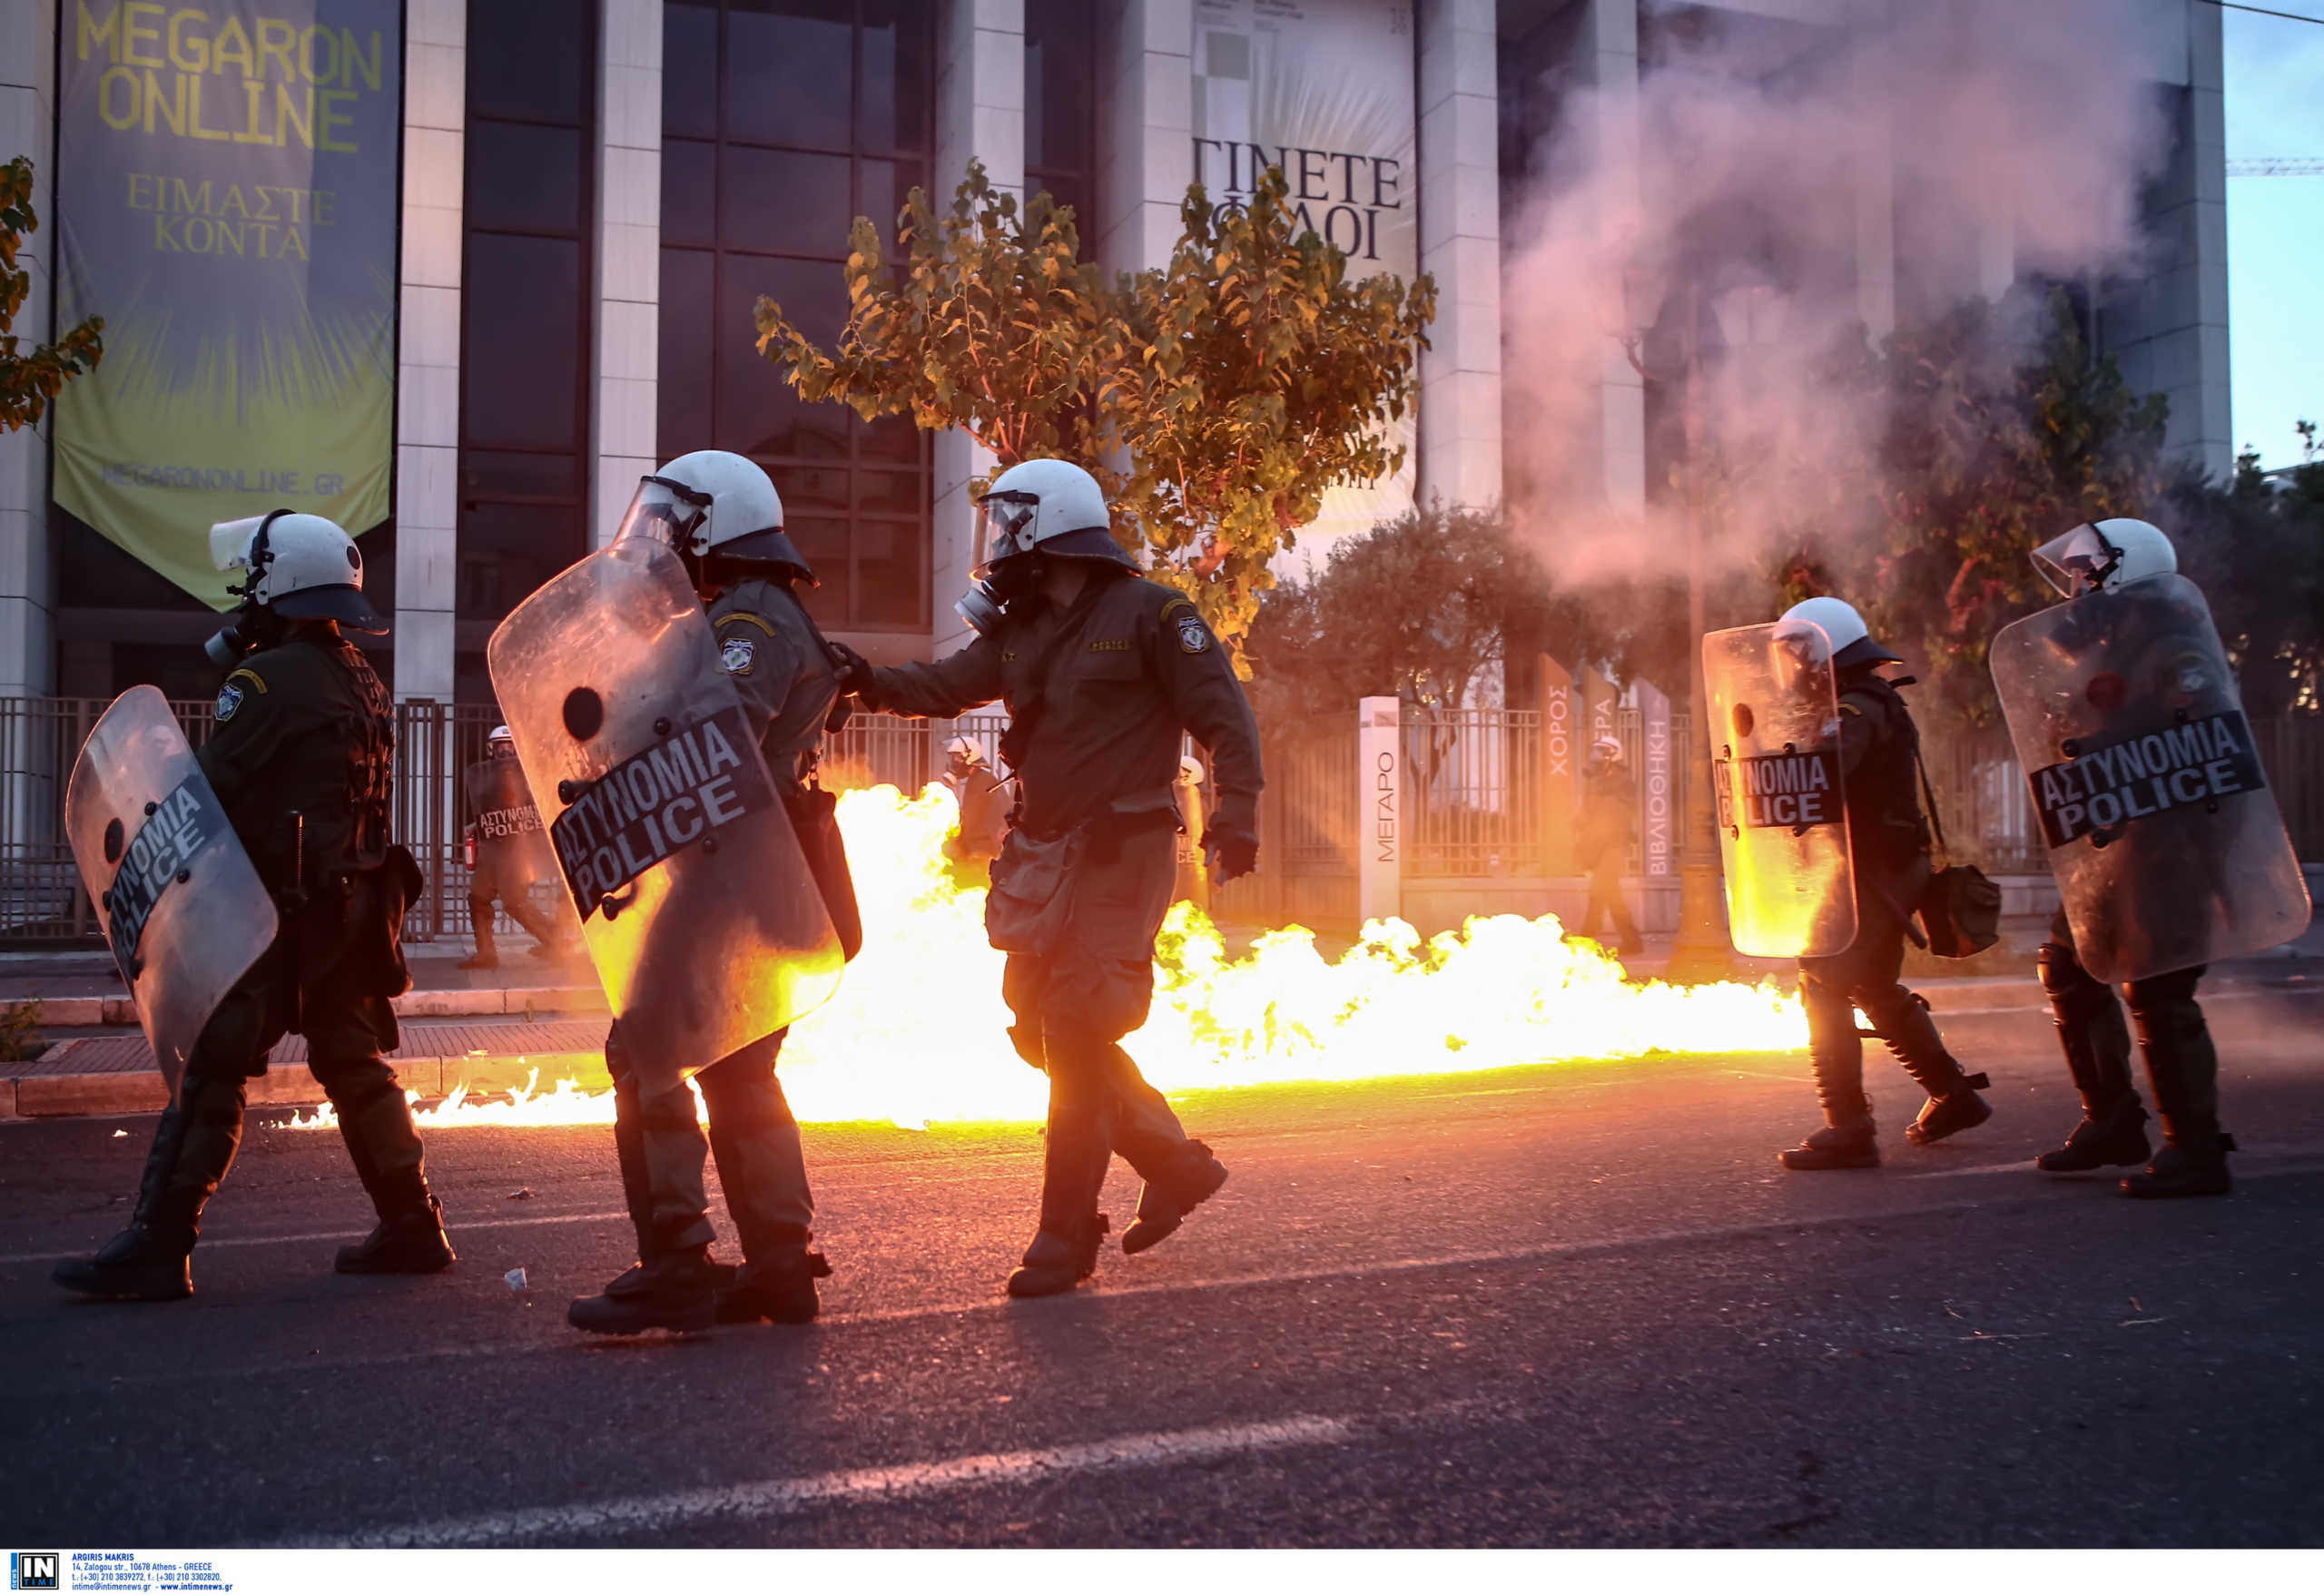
[1863,987,1992,1146]
[460,899,499,969]
[697,1034,814,1260]
[1007,1050,1118,1298]
[1783,964,1877,1170]
[317,1056,454,1274]
[2122,969,2231,1197]
[2037,938,2136,1114]
[1108,1047,1226,1255]
[54,1072,248,1301]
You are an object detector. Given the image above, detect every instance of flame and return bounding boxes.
[286,784,1804,1132]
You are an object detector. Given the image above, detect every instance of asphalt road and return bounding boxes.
[4,988,2322,1548]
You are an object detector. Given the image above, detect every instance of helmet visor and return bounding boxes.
[614,476,714,553]
[2033,524,2121,598]
[972,491,1042,576]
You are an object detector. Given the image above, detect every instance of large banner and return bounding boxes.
[1190,0,1416,559]
[53,0,402,607]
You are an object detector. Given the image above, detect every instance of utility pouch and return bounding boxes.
[782,782,863,961]
[985,825,1082,956]
[365,844,425,999]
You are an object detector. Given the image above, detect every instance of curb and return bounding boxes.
[3,1048,612,1120]
[0,984,606,1029]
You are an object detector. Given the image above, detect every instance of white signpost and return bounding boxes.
[1359,695,1401,927]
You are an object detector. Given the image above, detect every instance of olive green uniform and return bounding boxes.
[126,630,436,1257]
[603,576,839,1279]
[859,571,1263,1236]
[1796,671,1983,1132]
[1575,762,1640,950]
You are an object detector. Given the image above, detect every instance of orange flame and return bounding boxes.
[287,785,1805,1131]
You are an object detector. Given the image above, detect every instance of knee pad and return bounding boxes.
[312,1055,401,1115]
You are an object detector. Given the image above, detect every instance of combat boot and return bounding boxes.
[54,1074,244,1302]
[2035,1098,2151,1173]
[1779,1120,1880,1171]
[2122,1136,2234,1199]
[458,904,499,970]
[1874,991,1992,1146]
[1782,1001,1879,1170]
[1008,1089,1116,1298]
[1121,1140,1229,1255]
[52,1225,193,1302]
[567,1245,721,1334]
[336,1193,457,1275]
[715,1247,833,1325]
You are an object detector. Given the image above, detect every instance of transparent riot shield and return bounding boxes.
[463,755,561,891]
[64,687,279,1094]
[487,538,842,1086]
[1992,573,2308,983]
[1701,620,1857,957]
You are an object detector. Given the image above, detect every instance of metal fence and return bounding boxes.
[7,693,2323,945]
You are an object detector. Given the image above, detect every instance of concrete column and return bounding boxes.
[1417,0,1502,510]
[0,0,58,696]
[593,0,664,549]
[2181,0,2231,478]
[1096,0,1194,275]
[926,0,1027,659]
[1849,10,1896,343]
[394,0,466,702]
[1587,0,1644,513]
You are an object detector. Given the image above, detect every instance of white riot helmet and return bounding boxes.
[2032,517,2175,597]
[1179,753,1206,784]
[1778,596,1899,671]
[1588,736,1623,764]
[204,510,385,665]
[615,449,813,581]
[944,734,982,767]
[487,724,516,754]
[959,458,1135,635]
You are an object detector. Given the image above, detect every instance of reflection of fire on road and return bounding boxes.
[288,785,1806,1132]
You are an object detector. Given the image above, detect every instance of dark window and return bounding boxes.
[658,0,935,633]
[457,0,596,694]
[1025,0,1097,236]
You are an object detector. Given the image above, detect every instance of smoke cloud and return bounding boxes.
[1497,0,2181,590]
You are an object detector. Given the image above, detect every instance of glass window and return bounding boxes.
[658,0,933,633]
[1025,0,1096,234]
[458,0,595,643]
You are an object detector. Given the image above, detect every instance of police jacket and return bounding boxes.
[859,571,1264,842]
[706,576,842,787]
[200,628,394,899]
[1834,668,1931,879]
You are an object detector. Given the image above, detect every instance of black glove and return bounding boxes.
[824,640,873,697]
[1203,823,1259,883]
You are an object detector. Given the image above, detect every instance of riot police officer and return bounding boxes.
[1777,596,1992,1170]
[2009,519,2260,1198]
[459,724,575,969]
[54,511,453,1301]
[564,450,847,1334]
[832,458,1265,1295]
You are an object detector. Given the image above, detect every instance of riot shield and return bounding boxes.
[463,755,560,891]
[64,687,279,1094]
[1701,621,1857,958]
[487,538,842,1085]
[1992,574,2308,983]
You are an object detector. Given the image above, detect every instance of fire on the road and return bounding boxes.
[287,784,1806,1131]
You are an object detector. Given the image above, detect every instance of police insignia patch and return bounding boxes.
[1177,616,1211,655]
[720,636,756,675]
[215,681,245,721]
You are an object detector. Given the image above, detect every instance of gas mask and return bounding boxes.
[955,553,1043,636]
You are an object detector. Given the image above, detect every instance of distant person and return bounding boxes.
[939,734,1011,869]
[1574,736,1641,956]
[459,724,576,970]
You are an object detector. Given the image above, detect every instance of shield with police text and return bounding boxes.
[1701,621,1857,958]
[487,538,842,1086]
[463,755,561,897]
[1991,573,2307,983]
[64,686,279,1095]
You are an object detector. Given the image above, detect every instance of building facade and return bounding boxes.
[0,0,2230,707]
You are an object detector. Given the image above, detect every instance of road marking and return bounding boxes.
[1908,1144,2324,1180]
[0,1207,635,1268]
[298,1413,1356,1547]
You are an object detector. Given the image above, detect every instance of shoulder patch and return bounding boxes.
[1840,702,1863,717]
[1175,615,1213,655]
[215,667,265,723]
[720,635,756,676]
[717,610,778,637]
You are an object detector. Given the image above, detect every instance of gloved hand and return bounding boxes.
[1203,824,1258,883]
[824,640,873,697]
